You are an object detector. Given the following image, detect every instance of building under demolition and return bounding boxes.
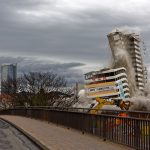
[84,29,147,99]
[84,67,130,99]
[107,30,147,94]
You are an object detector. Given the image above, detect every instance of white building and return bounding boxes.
[107,30,146,92]
[84,67,130,99]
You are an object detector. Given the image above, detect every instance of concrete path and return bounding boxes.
[0,119,40,150]
[0,115,133,150]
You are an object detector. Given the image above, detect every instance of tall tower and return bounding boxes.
[1,64,17,94]
[107,30,145,94]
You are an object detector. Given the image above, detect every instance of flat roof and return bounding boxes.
[84,67,126,76]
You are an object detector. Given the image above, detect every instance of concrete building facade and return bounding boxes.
[84,67,130,100]
[107,30,146,92]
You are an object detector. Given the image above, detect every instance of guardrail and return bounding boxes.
[13,106,150,118]
[0,107,150,150]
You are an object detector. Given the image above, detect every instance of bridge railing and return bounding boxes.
[12,106,150,118]
[0,107,150,150]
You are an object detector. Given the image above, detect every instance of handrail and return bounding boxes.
[13,106,150,114]
[0,107,150,150]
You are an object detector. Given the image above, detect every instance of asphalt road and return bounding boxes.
[0,119,40,150]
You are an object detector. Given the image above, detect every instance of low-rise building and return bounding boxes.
[84,67,130,100]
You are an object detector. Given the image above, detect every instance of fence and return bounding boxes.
[0,108,150,150]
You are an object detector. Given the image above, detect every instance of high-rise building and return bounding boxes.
[1,64,17,94]
[84,67,130,99]
[107,30,146,93]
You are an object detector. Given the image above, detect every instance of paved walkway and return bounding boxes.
[0,119,40,150]
[0,115,133,150]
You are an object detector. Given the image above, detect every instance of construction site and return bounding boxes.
[0,29,149,150]
[70,29,150,150]
[74,29,149,112]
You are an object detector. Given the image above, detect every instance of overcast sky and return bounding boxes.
[0,0,150,84]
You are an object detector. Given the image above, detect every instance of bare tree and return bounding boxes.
[1,79,17,94]
[1,72,75,107]
[14,72,72,106]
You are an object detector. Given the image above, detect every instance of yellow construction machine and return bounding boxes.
[89,97,132,114]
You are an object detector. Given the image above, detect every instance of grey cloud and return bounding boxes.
[0,56,84,85]
[0,0,149,75]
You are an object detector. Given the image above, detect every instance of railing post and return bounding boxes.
[134,119,140,149]
[82,113,85,134]
[2,106,150,150]
[103,116,106,141]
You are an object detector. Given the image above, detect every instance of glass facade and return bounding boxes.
[1,64,17,94]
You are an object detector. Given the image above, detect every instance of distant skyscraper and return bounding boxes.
[1,64,17,94]
[107,30,146,94]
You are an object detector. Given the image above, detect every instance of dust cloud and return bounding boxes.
[73,88,150,111]
[111,48,137,96]
[73,29,150,112]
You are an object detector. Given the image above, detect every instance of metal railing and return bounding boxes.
[13,106,150,118]
[0,107,150,150]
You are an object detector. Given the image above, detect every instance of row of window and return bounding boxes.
[134,66,143,71]
[116,86,129,92]
[114,69,126,75]
[133,60,142,66]
[85,70,126,80]
[88,85,129,93]
[85,75,127,83]
[129,37,139,42]
[130,51,141,58]
[124,90,129,94]
[135,70,143,74]
[116,75,127,80]
[89,86,115,92]
[130,43,140,48]
[92,93,130,99]
[86,78,128,86]
[132,56,142,61]
[122,80,128,84]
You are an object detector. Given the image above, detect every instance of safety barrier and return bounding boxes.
[0,108,150,150]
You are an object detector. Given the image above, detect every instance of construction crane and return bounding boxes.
[89,97,131,115]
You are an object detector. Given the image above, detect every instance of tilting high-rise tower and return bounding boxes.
[107,30,146,94]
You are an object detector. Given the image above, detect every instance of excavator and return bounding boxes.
[89,97,132,115]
